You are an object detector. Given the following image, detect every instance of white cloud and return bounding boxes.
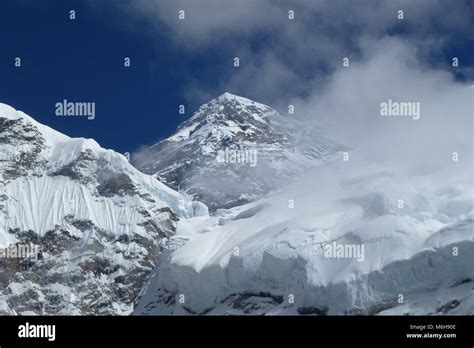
[91,0,473,150]
[293,37,473,176]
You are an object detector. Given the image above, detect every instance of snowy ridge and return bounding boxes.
[0,103,207,315]
[0,103,70,145]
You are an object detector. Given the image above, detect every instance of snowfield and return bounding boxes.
[136,158,473,315]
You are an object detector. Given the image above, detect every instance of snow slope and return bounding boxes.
[0,103,207,315]
[136,158,473,315]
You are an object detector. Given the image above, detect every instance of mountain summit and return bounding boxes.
[134,93,341,211]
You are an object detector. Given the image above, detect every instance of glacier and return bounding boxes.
[135,138,473,315]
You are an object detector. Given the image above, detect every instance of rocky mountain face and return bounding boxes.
[0,103,207,315]
[134,92,341,211]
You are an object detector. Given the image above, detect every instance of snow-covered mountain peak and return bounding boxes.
[214,91,270,109]
[216,91,248,102]
[187,92,279,128]
[135,94,342,211]
[0,103,24,120]
[0,104,114,184]
[0,102,207,315]
[0,103,71,147]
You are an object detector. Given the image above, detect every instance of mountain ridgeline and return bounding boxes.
[133,93,341,211]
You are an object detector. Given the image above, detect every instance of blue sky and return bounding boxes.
[0,0,230,154]
[1,0,473,155]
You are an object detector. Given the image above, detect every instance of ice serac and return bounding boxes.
[0,103,207,315]
[134,92,342,211]
[135,158,474,315]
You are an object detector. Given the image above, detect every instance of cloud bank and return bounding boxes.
[95,0,473,104]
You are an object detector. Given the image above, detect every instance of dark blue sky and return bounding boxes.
[0,0,233,154]
[1,0,472,155]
